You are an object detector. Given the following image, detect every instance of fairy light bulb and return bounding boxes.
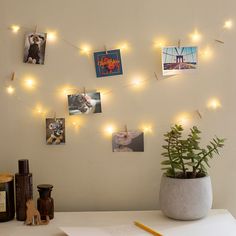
[120,43,128,50]
[142,125,153,134]
[207,98,221,110]
[80,45,92,55]
[25,78,35,88]
[201,46,213,60]
[190,29,202,43]
[117,42,130,52]
[11,25,20,33]
[154,39,166,48]
[132,78,142,87]
[47,31,57,42]
[104,125,115,135]
[37,108,42,114]
[6,86,15,94]
[175,113,191,127]
[224,20,233,29]
[131,75,146,90]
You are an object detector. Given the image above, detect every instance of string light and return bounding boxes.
[6,86,15,95]
[141,125,153,134]
[47,31,57,42]
[175,112,192,126]
[190,29,202,43]
[99,89,112,104]
[3,22,231,128]
[200,46,213,60]
[58,85,77,99]
[24,78,36,90]
[11,25,20,33]
[33,104,47,116]
[132,77,143,88]
[104,124,116,136]
[80,44,92,55]
[224,20,233,29]
[207,98,221,110]
[153,38,167,48]
[67,116,84,132]
[117,42,130,52]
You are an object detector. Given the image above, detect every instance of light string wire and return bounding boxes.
[3,22,230,125]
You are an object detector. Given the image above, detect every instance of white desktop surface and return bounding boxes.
[1,209,236,236]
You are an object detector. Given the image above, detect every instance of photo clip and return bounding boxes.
[53,111,57,121]
[195,109,202,119]
[154,72,159,80]
[104,45,108,54]
[34,25,38,34]
[124,124,128,135]
[178,39,181,48]
[11,72,15,81]
[214,39,225,44]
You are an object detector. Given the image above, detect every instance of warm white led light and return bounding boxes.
[142,125,153,133]
[104,125,115,135]
[11,25,20,33]
[80,45,92,55]
[190,30,202,43]
[132,79,142,87]
[154,39,166,48]
[224,20,233,29]
[25,79,34,88]
[6,86,15,94]
[207,98,221,110]
[47,32,57,42]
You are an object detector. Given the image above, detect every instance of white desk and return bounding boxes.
[1,210,236,236]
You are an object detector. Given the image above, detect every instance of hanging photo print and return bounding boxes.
[162,46,197,76]
[112,131,144,152]
[23,32,47,64]
[68,92,102,115]
[46,118,65,145]
[94,49,123,77]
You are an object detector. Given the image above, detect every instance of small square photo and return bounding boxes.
[68,92,102,115]
[162,46,197,76]
[94,49,123,77]
[46,118,65,145]
[24,32,47,65]
[112,131,144,152]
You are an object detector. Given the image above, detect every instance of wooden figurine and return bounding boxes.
[25,199,49,226]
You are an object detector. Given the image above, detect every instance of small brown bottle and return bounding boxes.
[37,184,54,220]
[15,159,33,221]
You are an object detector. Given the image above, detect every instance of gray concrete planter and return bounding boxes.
[159,175,212,220]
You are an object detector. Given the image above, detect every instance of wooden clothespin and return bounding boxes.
[53,112,57,121]
[34,25,38,34]
[154,72,159,80]
[104,45,108,54]
[214,39,225,44]
[195,109,202,119]
[11,72,15,81]
[178,39,181,48]
[124,124,128,135]
[83,87,86,95]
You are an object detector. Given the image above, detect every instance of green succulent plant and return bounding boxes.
[161,125,225,178]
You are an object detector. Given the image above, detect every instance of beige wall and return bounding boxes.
[1,0,236,216]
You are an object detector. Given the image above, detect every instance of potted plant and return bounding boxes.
[159,124,225,220]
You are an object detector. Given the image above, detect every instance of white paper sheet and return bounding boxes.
[60,213,236,236]
[60,225,149,236]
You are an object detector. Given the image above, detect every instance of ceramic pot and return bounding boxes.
[159,174,212,220]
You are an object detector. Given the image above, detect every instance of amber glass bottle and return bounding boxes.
[0,174,15,222]
[37,184,54,220]
[15,159,33,221]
